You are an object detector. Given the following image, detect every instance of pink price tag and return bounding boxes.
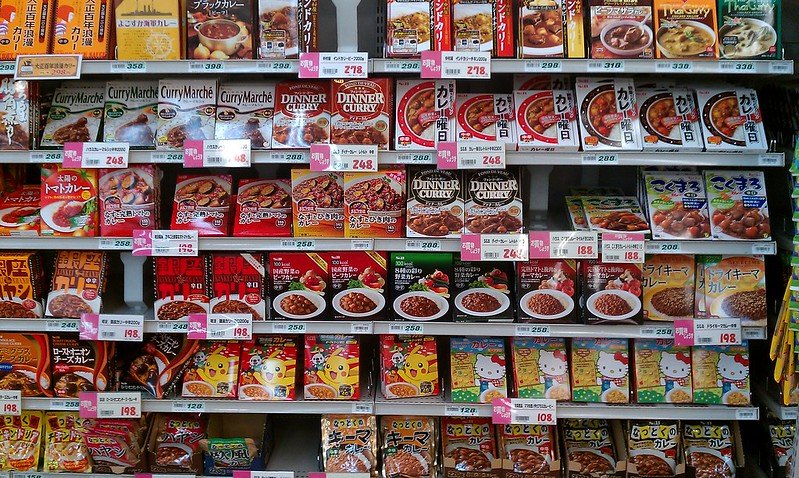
[298,52,321,78]
[183,140,205,168]
[436,142,458,169]
[187,313,208,340]
[310,144,331,171]
[79,313,100,340]
[132,229,154,257]
[62,142,84,167]
[673,319,694,346]
[78,391,99,418]
[529,231,552,259]
[420,51,443,78]
[461,234,482,261]
[492,398,513,424]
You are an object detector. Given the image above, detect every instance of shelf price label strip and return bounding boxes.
[14,54,82,80]
[188,313,253,340]
[299,52,369,78]
[184,139,251,168]
[132,229,199,257]
[461,233,529,261]
[529,231,598,259]
[437,141,505,170]
[79,313,144,342]
[79,391,141,418]
[420,51,491,79]
[63,142,129,168]
[492,398,556,425]
[674,318,742,346]
[310,144,378,172]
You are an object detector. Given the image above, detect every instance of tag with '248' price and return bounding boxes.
[437,141,505,170]
[309,144,377,172]
[63,142,129,168]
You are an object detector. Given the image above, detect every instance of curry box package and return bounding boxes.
[171,174,233,237]
[239,336,298,400]
[46,251,107,318]
[576,77,643,151]
[451,0,513,57]
[581,196,650,234]
[456,93,516,146]
[272,80,330,148]
[156,79,218,150]
[464,168,523,234]
[441,416,501,477]
[513,74,572,90]
[637,88,704,152]
[692,343,750,405]
[498,423,560,477]
[518,0,567,58]
[258,0,300,59]
[0,185,40,236]
[0,333,52,396]
[683,422,744,477]
[581,258,643,325]
[50,335,113,397]
[182,341,241,398]
[186,0,255,60]
[154,256,211,321]
[0,78,34,150]
[643,172,710,240]
[450,336,508,403]
[114,0,182,60]
[210,253,266,321]
[719,0,780,59]
[291,169,344,237]
[562,419,627,477]
[0,251,45,318]
[642,254,695,321]
[696,86,767,152]
[0,0,54,60]
[200,414,272,475]
[453,260,514,322]
[381,416,438,478]
[41,84,105,147]
[103,81,159,148]
[385,0,452,57]
[0,410,44,472]
[215,82,276,149]
[120,334,200,398]
[700,255,766,326]
[588,0,654,59]
[395,79,456,150]
[321,415,377,474]
[344,169,406,238]
[329,251,388,321]
[633,339,692,404]
[654,0,719,59]
[406,166,464,238]
[52,0,114,58]
[704,170,770,240]
[40,165,99,237]
[571,338,629,403]
[627,421,684,477]
[380,334,439,399]
[269,252,329,321]
[389,252,453,322]
[331,78,392,150]
[99,166,160,236]
[511,337,571,401]
[304,334,360,400]
[514,89,579,151]
[233,178,292,237]
[516,259,578,324]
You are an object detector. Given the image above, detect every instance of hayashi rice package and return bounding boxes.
[50,334,113,397]
[441,416,500,477]
[381,416,438,478]
[692,343,750,406]
[43,412,91,473]
[239,336,298,400]
[150,413,208,474]
[52,0,114,58]
[304,334,360,400]
[0,333,52,396]
[0,411,44,472]
[575,77,642,151]
[683,422,738,477]
[450,336,507,403]
[380,334,439,399]
[498,423,559,476]
[182,341,241,398]
[119,333,200,398]
[46,251,108,318]
[627,421,681,478]
[0,251,45,318]
[642,254,695,321]
[321,415,377,474]
[511,337,571,401]
[0,0,54,60]
[40,165,99,237]
[0,183,40,236]
[633,339,692,404]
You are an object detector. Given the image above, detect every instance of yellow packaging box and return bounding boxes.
[114,0,181,60]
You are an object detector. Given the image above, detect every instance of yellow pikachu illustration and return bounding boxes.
[196,346,236,394]
[398,345,437,387]
[318,347,359,388]
[257,350,295,388]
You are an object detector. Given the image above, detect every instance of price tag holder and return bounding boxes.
[233,472,294,478]
[445,405,480,417]
[381,60,421,73]
[46,320,79,332]
[752,242,776,255]
[735,408,758,420]
[0,391,21,416]
[188,313,253,340]
[0,62,15,74]
[461,233,529,262]
[150,152,184,163]
[437,141,505,169]
[758,153,782,166]
[351,322,373,334]
[270,322,307,334]
[587,60,625,73]
[50,398,80,411]
[184,139,250,168]
[132,229,199,257]
[529,231,598,259]
[601,232,645,263]
[29,151,63,163]
[396,152,435,164]
[718,61,756,73]
[310,144,378,172]
[79,313,144,342]
[524,60,562,72]
[581,153,619,165]
[15,54,82,80]
[171,401,207,413]
[514,324,551,337]
[673,318,742,346]
[156,321,189,333]
[79,391,141,418]
[280,239,316,250]
[645,241,682,254]
[420,51,491,79]
[188,61,225,73]
[63,142,129,168]
[136,474,197,478]
[110,61,147,73]
[256,61,296,73]
[639,325,674,338]
[406,239,442,251]
[389,323,424,334]
[492,398,556,425]
[299,52,369,78]
[351,239,374,251]
[655,61,693,73]
[768,61,793,74]
[100,238,133,250]
[742,327,765,340]
[352,402,374,414]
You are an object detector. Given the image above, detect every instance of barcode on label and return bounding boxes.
[101,332,115,338]
[460,159,477,166]
[484,252,500,259]
[322,68,338,75]
[696,337,712,344]
[99,410,115,417]
[515,415,530,422]
[445,69,460,75]
[209,331,226,338]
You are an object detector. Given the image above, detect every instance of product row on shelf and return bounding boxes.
[0,76,774,153]
[0,0,783,62]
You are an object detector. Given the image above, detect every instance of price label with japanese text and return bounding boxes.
[280,239,316,250]
[768,61,793,74]
[111,61,147,73]
[673,318,741,346]
[150,152,184,163]
[587,60,625,72]
[63,142,129,168]
[462,234,529,262]
[529,231,597,259]
[514,324,551,337]
[405,239,442,251]
[351,322,373,334]
[437,141,505,169]
[646,241,682,254]
[601,232,645,263]
[299,52,368,78]
[15,54,81,80]
[170,401,206,413]
[79,313,144,342]
[524,60,562,72]
[29,151,63,163]
[0,391,21,416]
[389,323,424,335]
[352,402,374,414]
[79,391,141,418]
[492,398,556,425]
[132,229,198,257]
[270,322,307,334]
[445,405,480,417]
[184,139,250,168]
[420,51,491,79]
[233,472,294,478]
[639,325,674,338]
[309,144,378,172]
[188,313,252,341]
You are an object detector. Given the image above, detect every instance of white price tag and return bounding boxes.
[581,153,619,165]
[405,239,442,251]
[718,61,756,73]
[351,239,374,251]
[133,230,199,257]
[50,399,80,411]
[514,324,551,337]
[80,313,144,342]
[758,154,782,166]
[110,61,147,73]
[430,51,491,79]
[639,325,674,338]
[438,141,505,169]
[752,242,776,255]
[184,139,250,167]
[524,60,562,72]
[0,62,15,74]
[655,61,693,73]
[156,321,189,333]
[547,232,598,259]
[46,320,79,332]
[783,408,798,421]
[29,151,63,163]
[352,402,374,414]
[396,152,435,164]
[768,61,793,74]
[189,314,252,340]
[150,152,184,163]
[267,151,309,163]
[351,322,373,334]
[388,323,425,335]
[735,408,758,420]
[280,239,316,250]
[445,405,480,417]
[80,391,141,418]
[503,399,557,425]
[382,60,421,73]
[256,61,295,73]
[742,327,765,340]
[319,52,369,78]
[645,241,682,253]
[587,60,625,72]
[601,233,645,263]
[62,142,129,168]
[171,401,207,413]
[270,322,307,334]
[188,61,225,73]
[310,144,378,172]
[694,318,742,345]
[99,238,133,250]
[465,234,529,262]
[0,391,21,416]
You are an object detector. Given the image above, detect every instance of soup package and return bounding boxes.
[321,415,377,474]
[637,88,704,152]
[576,77,643,151]
[588,0,654,59]
[514,89,579,151]
[695,88,767,152]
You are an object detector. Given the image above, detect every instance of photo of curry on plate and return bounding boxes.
[654,0,719,59]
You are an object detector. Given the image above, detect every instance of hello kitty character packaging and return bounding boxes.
[692,343,750,405]
[633,339,692,403]
[511,337,571,401]
[450,337,507,403]
[571,338,629,403]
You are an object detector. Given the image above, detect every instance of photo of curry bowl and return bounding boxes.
[601,20,653,56]
[392,291,449,321]
[656,20,717,58]
[454,288,510,317]
[274,290,326,320]
[719,18,776,59]
[587,290,641,321]
[333,288,385,318]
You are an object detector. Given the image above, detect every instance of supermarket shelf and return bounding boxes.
[754,385,798,421]
[0,59,300,75]
[145,319,374,335]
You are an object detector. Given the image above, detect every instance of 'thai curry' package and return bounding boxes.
[633,339,692,403]
[304,334,360,400]
[718,0,780,59]
[450,336,508,403]
[571,338,629,403]
[654,0,719,59]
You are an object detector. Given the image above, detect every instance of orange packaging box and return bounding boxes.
[0,0,55,60]
[52,0,114,59]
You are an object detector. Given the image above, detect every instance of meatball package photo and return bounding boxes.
[389,252,453,322]
[269,252,329,321]
[643,172,710,240]
[581,259,643,325]
[704,170,770,240]
[328,251,388,321]
[453,260,514,322]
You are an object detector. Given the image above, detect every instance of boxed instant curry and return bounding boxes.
[692,343,750,405]
[291,169,344,237]
[0,251,45,318]
[50,334,113,397]
[0,185,40,236]
[450,336,508,403]
[46,251,107,318]
[643,254,695,321]
[0,0,54,60]
[380,334,439,399]
[518,0,567,58]
[329,251,387,321]
[114,0,182,60]
[575,77,643,151]
[588,0,654,59]
[269,252,329,321]
[40,165,99,237]
[52,0,114,59]
[700,254,766,326]
[186,0,255,60]
[633,339,692,403]
[41,84,105,147]
[511,337,571,401]
[385,0,452,57]
[515,89,579,151]
[103,81,158,148]
[157,78,217,150]
[0,78,35,150]
[571,338,629,403]
[719,0,780,59]
[653,0,719,59]
[0,332,52,396]
[239,336,297,400]
[453,260,514,322]
[233,178,292,237]
[395,79,456,150]
[210,253,266,321]
[258,0,299,59]
[304,334,360,400]
[389,252,453,322]
[215,82,276,149]
[456,93,516,146]
[451,0,513,57]
[182,341,241,398]
[344,169,406,239]
[154,256,211,321]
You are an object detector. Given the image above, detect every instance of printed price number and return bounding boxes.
[271,322,307,334]
[111,61,147,73]
[445,405,480,417]
[758,154,781,166]
[588,60,624,72]
[547,232,598,259]
[524,60,562,72]
[280,239,316,250]
[693,318,742,346]
[752,242,776,255]
[150,152,184,163]
[351,239,374,250]
[582,153,619,165]
[382,60,421,72]
[157,321,189,333]
[171,401,206,413]
[46,320,79,332]
[515,324,551,337]
[646,241,681,253]
[601,233,645,264]
[396,152,434,164]
[257,61,294,72]
[0,62,15,73]
[719,61,755,72]
[640,326,674,338]
[436,52,491,79]
[656,61,693,72]
[100,238,133,250]
[189,61,225,72]
[389,323,424,334]
[480,234,529,262]
[29,151,63,163]
[0,390,21,416]
[405,239,442,251]
[50,399,79,411]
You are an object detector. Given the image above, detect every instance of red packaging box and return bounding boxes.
[331,78,392,150]
[171,174,233,237]
[99,166,159,236]
[344,169,406,238]
[233,178,292,237]
[210,253,266,321]
[328,251,388,321]
[269,252,329,321]
[304,334,360,400]
[154,256,210,321]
